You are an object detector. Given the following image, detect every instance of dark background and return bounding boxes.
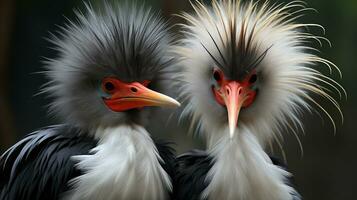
[0,0,356,199]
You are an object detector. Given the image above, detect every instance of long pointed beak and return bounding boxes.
[104,81,180,112]
[221,82,245,139]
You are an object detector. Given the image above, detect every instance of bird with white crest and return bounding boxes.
[173,0,345,200]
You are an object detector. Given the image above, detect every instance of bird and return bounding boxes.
[0,2,180,200]
[173,0,344,200]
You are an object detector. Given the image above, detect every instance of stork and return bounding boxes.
[174,0,344,200]
[0,2,180,200]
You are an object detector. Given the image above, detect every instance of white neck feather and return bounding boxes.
[64,125,171,200]
[203,127,296,200]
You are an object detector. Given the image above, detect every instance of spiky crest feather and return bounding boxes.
[176,0,345,152]
[42,2,175,130]
[174,1,344,199]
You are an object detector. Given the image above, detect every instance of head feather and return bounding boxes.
[42,2,175,130]
[175,0,345,150]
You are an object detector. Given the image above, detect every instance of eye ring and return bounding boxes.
[130,87,138,93]
[249,73,258,84]
[103,80,115,93]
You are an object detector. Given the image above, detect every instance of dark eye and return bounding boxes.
[213,69,222,82]
[249,74,257,84]
[103,81,115,93]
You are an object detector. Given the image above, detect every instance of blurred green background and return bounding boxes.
[0,0,356,199]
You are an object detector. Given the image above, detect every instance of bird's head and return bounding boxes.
[177,0,344,146]
[43,2,180,131]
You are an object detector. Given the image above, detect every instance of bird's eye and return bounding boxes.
[249,73,257,84]
[213,69,223,82]
[102,80,116,93]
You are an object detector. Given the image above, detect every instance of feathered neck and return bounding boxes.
[65,124,171,200]
[203,126,298,200]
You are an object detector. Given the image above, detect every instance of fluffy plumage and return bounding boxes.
[0,125,175,200]
[0,125,96,199]
[64,125,174,200]
[43,2,175,130]
[174,149,300,200]
[176,0,344,147]
[1,2,177,200]
[174,0,344,199]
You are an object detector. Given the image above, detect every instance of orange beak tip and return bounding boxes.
[171,100,181,107]
[229,127,235,139]
[152,94,180,108]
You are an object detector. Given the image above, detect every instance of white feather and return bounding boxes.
[203,126,297,200]
[63,125,171,200]
[176,0,344,147]
[175,0,344,199]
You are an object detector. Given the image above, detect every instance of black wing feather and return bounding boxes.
[173,149,213,200]
[0,125,97,200]
[154,140,176,199]
[155,140,176,179]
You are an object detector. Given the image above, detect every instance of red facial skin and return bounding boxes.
[102,77,180,112]
[212,69,257,107]
[211,68,257,138]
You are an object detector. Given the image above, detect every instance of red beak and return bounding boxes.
[103,78,180,112]
[213,81,256,138]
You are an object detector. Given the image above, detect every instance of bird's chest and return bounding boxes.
[203,133,294,200]
[64,125,171,200]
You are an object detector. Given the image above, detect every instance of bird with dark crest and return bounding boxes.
[173,0,344,200]
[0,2,180,200]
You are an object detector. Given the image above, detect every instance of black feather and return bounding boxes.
[0,125,97,200]
[154,140,176,199]
[0,125,177,200]
[155,140,176,180]
[173,149,212,200]
[200,9,271,80]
